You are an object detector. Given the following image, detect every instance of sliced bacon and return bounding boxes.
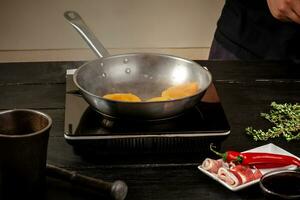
[229,165,253,184]
[229,165,262,184]
[201,158,223,174]
[252,167,263,179]
[201,158,263,188]
[217,167,240,187]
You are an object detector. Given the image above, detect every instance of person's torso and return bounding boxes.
[215,0,300,60]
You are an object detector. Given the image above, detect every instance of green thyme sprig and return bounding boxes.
[246,102,300,141]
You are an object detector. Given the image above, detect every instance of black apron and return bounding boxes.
[214,0,300,61]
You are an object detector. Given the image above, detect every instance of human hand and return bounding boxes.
[267,0,300,24]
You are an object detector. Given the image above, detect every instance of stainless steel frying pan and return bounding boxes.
[64,11,212,120]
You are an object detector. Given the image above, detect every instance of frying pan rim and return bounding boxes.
[73,52,212,104]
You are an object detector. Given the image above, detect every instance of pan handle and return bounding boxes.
[64,11,110,58]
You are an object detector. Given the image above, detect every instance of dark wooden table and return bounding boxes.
[0,60,299,200]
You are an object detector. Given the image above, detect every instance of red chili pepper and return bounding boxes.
[210,144,300,169]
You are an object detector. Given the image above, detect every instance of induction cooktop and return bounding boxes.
[64,69,230,154]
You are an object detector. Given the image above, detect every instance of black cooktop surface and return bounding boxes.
[64,70,230,140]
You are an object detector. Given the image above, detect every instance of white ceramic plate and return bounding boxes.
[198,143,299,191]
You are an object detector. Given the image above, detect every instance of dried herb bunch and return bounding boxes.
[246,102,300,141]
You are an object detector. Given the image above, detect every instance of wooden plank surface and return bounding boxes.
[0,60,299,200]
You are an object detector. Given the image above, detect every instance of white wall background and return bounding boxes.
[0,0,224,61]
